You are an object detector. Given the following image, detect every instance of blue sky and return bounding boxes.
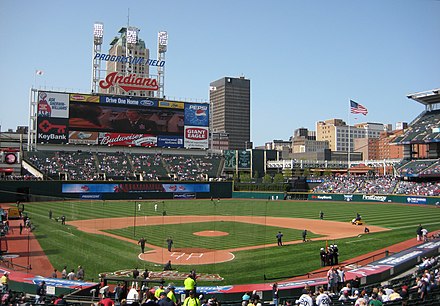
[0,0,439,147]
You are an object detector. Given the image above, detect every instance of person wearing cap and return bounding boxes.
[327,245,334,266]
[276,231,283,246]
[158,290,175,306]
[295,288,313,306]
[333,245,339,265]
[302,229,307,242]
[320,248,326,267]
[184,274,196,298]
[315,287,330,306]
[183,290,201,306]
[166,284,177,305]
[155,283,165,299]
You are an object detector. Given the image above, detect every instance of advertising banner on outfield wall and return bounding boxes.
[308,194,437,204]
[62,183,210,193]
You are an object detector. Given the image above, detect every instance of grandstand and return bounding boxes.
[22,150,224,182]
[394,88,440,159]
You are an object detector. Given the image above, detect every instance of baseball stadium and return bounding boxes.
[0,24,440,306]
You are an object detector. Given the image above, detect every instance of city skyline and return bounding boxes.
[0,0,439,147]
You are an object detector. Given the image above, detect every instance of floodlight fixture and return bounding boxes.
[158,31,168,53]
[93,22,104,43]
[126,27,138,44]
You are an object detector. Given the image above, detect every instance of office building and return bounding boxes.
[209,76,250,150]
[102,27,150,97]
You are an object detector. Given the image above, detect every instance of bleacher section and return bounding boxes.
[96,152,135,180]
[23,151,224,182]
[393,109,440,144]
[131,153,169,181]
[397,159,438,177]
[313,175,439,196]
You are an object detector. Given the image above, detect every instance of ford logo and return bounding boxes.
[139,100,155,106]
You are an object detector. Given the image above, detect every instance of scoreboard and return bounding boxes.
[36,91,209,149]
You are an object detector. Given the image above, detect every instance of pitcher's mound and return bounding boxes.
[193,230,229,237]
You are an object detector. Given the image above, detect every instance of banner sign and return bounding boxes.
[38,92,69,118]
[93,53,165,67]
[184,126,209,149]
[99,95,159,107]
[157,136,184,148]
[162,184,210,193]
[37,118,69,144]
[62,183,209,194]
[173,193,197,199]
[406,197,427,204]
[68,131,99,145]
[159,101,184,109]
[69,93,100,103]
[99,72,158,92]
[98,133,157,147]
[184,103,209,127]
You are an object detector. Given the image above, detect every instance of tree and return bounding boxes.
[262,174,272,184]
[303,168,310,177]
[240,172,252,183]
[273,173,285,184]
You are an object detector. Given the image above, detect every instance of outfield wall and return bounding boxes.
[0,181,232,203]
[308,193,440,205]
[232,191,439,205]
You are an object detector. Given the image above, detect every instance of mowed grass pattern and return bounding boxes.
[23,199,440,285]
[105,221,322,250]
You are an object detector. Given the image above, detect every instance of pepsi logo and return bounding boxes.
[195,109,206,117]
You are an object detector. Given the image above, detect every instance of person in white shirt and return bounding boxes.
[295,289,313,306]
[315,287,331,306]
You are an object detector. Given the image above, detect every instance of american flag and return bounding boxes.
[350,100,368,115]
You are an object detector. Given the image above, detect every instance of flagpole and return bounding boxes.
[348,100,351,175]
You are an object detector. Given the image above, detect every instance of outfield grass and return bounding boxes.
[24,199,440,285]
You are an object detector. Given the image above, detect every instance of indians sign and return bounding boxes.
[99,72,159,92]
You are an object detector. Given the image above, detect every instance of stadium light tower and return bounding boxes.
[91,22,104,93]
[157,31,168,99]
[125,26,138,76]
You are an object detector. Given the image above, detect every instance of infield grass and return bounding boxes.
[23,199,440,285]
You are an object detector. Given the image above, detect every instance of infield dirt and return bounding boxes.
[68,216,390,265]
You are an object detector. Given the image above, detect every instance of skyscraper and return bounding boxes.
[209,76,250,150]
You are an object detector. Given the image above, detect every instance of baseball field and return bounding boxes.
[22,198,440,285]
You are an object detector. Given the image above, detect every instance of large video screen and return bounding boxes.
[36,91,209,149]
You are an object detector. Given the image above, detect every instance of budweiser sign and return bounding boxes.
[99,72,159,92]
[99,133,157,147]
